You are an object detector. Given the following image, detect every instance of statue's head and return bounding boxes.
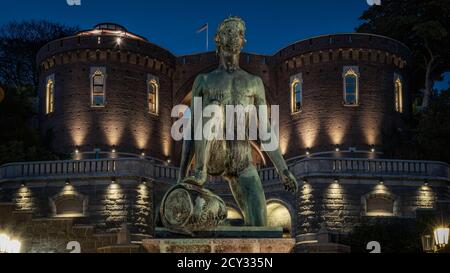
[215,16,246,55]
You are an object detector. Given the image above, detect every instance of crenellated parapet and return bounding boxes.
[37,34,176,79]
[270,33,411,71]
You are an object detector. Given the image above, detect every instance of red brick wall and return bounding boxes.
[38,33,410,162]
[38,35,175,160]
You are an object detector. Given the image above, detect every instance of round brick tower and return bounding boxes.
[172,33,412,162]
[270,33,411,160]
[37,23,175,161]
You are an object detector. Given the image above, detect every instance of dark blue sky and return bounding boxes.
[2,0,448,88]
[1,0,370,55]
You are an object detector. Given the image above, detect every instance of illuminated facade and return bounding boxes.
[35,23,412,161]
[0,23,448,253]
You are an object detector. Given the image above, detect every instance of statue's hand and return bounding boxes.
[179,171,207,187]
[280,169,298,194]
[181,176,203,186]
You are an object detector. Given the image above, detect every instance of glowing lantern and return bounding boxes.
[434,227,449,247]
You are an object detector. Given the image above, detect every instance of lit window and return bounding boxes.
[343,67,359,105]
[290,73,303,113]
[147,75,159,115]
[394,75,403,113]
[91,68,106,107]
[292,81,302,112]
[45,75,55,114]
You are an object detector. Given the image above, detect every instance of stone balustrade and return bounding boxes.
[291,157,450,181]
[0,158,178,182]
[0,157,449,184]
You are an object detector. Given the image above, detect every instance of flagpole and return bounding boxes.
[197,23,209,51]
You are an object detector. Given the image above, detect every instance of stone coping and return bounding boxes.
[142,238,295,253]
[155,226,284,239]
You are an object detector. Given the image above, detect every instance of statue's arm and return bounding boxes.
[253,77,288,173]
[178,75,203,182]
[254,77,298,193]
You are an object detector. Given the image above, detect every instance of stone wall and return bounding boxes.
[3,158,448,243]
[0,204,117,253]
[0,178,154,235]
[297,178,449,235]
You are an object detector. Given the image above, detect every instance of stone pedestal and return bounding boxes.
[142,238,295,253]
[141,226,293,253]
[155,226,283,238]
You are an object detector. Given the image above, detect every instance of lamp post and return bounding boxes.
[420,203,449,253]
[0,233,21,253]
[421,216,449,253]
[421,234,434,253]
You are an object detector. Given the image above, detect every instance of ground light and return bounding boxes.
[335,145,340,152]
[0,233,21,253]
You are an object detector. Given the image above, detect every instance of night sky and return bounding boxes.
[2,0,370,55]
[1,0,448,88]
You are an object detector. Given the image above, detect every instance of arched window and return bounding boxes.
[91,68,106,107]
[225,206,243,226]
[53,195,85,217]
[394,76,403,113]
[365,193,395,217]
[290,73,303,113]
[148,79,158,115]
[292,81,302,112]
[267,201,292,236]
[343,67,359,105]
[46,76,54,114]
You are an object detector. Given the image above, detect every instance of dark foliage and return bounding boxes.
[0,20,78,89]
[357,0,450,109]
[0,20,78,164]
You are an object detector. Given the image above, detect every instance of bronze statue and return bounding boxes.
[160,17,298,235]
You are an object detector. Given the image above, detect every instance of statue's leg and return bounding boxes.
[226,165,267,226]
[188,139,210,186]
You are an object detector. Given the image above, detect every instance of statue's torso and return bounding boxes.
[201,69,256,106]
[197,68,258,176]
